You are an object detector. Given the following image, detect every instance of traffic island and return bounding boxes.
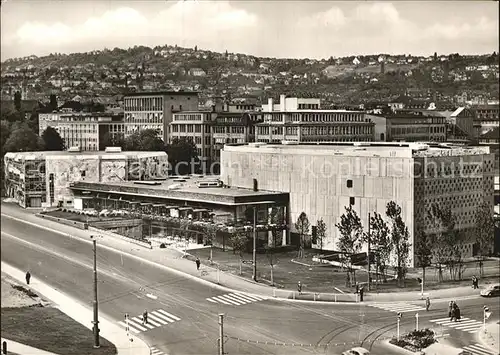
[1,274,117,355]
[388,328,437,353]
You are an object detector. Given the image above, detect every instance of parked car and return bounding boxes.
[342,347,370,355]
[480,284,500,297]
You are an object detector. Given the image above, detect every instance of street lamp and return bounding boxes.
[252,206,257,282]
[90,235,100,348]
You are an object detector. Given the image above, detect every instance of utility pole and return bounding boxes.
[218,314,224,355]
[92,238,100,348]
[252,206,257,282]
[367,212,371,291]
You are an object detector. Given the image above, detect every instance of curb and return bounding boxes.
[0,261,150,355]
[1,212,481,305]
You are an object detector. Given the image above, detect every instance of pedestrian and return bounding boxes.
[346,273,351,288]
[425,297,430,311]
[472,276,477,289]
[359,286,364,302]
[355,283,359,294]
[297,281,302,294]
[142,309,148,325]
[195,257,201,271]
[475,276,479,289]
[448,301,453,317]
[455,305,461,322]
[25,271,31,285]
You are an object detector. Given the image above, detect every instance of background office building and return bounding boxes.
[123,91,199,143]
[220,142,495,267]
[4,148,168,208]
[39,110,125,151]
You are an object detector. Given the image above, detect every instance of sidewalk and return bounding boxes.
[1,338,60,355]
[0,261,149,355]
[478,322,500,354]
[1,206,484,304]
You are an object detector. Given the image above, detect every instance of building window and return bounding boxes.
[350,197,355,205]
[347,179,353,188]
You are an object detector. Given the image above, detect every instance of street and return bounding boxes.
[1,212,498,355]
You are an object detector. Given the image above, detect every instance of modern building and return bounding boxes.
[39,110,125,151]
[170,111,214,159]
[220,142,495,267]
[4,147,168,208]
[123,91,199,143]
[385,110,447,142]
[257,95,381,143]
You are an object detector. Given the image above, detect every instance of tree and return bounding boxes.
[386,201,411,287]
[3,122,43,153]
[49,94,58,111]
[14,91,21,111]
[229,230,248,257]
[316,218,327,252]
[1,120,12,156]
[335,206,363,285]
[474,201,495,277]
[265,245,278,286]
[165,137,199,175]
[101,132,125,150]
[368,212,391,284]
[294,212,310,259]
[268,207,284,247]
[41,127,65,151]
[433,52,438,61]
[415,231,432,288]
[123,129,165,151]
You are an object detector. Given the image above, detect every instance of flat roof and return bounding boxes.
[70,175,288,206]
[4,150,166,160]
[223,142,491,158]
[124,91,198,97]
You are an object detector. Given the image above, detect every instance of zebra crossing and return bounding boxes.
[150,346,167,355]
[429,317,484,334]
[461,343,498,355]
[367,302,426,313]
[206,292,267,306]
[117,309,181,334]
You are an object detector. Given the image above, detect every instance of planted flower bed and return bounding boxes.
[389,328,437,353]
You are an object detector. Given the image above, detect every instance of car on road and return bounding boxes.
[480,283,500,297]
[342,347,370,355]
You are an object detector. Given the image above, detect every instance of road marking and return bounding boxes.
[368,302,425,313]
[150,347,166,355]
[462,343,497,355]
[207,298,218,303]
[118,321,140,334]
[429,317,484,334]
[152,311,176,323]
[126,318,148,332]
[157,309,181,321]
[148,313,168,325]
[207,292,268,306]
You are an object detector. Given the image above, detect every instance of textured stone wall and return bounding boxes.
[221,149,415,264]
[100,159,127,182]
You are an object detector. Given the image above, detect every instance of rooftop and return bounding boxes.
[223,142,491,158]
[70,176,287,206]
[4,150,166,160]
[123,90,199,97]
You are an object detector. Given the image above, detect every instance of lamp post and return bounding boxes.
[252,206,257,282]
[90,236,100,348]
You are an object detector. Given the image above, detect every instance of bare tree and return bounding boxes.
[386,201,411,287]
[295,212,310,259]
[474,201,495,277]
[265,245,278,286]
[368,212,392,283]
[415,231,433,287]
[316,218,327,253]
[336,206,363,286]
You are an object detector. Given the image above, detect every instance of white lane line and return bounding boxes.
[444,320,479,327]
[463,344,496,355]
[148,314,168,325]
[118,321,140,334]
[144,317,162,327]
[126,318,148,331]
[456,325,483,331]
[234,293,259,302]
[245,293,267,301]
[207,298,218,303]
[228,294,253,304]
[239,293,264,301]
[152,311,176,323]
[132,317,154,329]
[217,294,243,305]
[222,294,249,304]
[151,350,163,355]
[431,317,471,323]
[157,309,181,321]
[211,296,232,305]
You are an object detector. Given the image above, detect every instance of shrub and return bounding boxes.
[390,328,436,352]
[159,243,166,249]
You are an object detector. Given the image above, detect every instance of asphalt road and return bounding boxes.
[1,212,498,355]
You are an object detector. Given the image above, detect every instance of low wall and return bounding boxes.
[91,219,143,229]
[36,213,88,230]
[88,226,152,249]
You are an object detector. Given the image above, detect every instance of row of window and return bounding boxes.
[263,112,366,123]
[391,126,445,134]
[123,97,164,112]
[173,114,204,121]
[124,113,163,124]
[257,125,371,136]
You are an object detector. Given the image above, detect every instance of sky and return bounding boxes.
[1,0,498,61]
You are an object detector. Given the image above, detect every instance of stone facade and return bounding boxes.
[220,143,494,267]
